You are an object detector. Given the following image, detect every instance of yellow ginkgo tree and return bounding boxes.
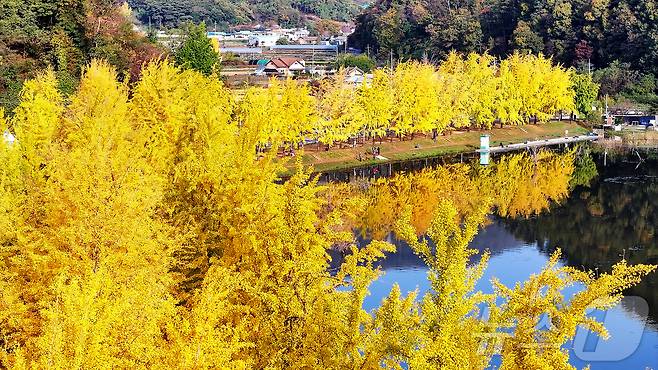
[354,69,394,143]
[315,71,360,147]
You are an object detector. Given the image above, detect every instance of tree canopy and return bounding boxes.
[334,53,376,72]
[175,23,220,76]
[127,0,363,29]
[350,0,658,78]
[571,73,600,118]
[0,63,652,368]
[0,0,162,112]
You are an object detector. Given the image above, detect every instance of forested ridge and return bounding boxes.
[350,0,657,73]
[349,0,658,110]
[126,0,366,28]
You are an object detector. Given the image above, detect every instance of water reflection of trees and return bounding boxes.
[348,220,534,271]
[327,150,656,369]
[323,150,577,240]
[503,156,658,321]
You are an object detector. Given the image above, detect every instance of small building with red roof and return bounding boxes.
[263,58,306,76]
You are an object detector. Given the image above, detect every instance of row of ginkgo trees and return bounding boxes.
[238,52,578,149]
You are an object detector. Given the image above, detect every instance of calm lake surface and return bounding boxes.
[349,149,658,369]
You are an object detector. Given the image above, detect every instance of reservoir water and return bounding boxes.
[341,148,658,369]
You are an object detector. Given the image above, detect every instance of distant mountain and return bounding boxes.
[127,0,368,29]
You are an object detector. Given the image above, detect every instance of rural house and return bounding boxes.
[263,58,306,76]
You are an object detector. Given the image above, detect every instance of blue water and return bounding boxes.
[363,222,658,369]
[335,150,658,368]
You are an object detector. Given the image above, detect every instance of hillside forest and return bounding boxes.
[126,0,368,28]
[349,0,658,111]
[0,0,163,111]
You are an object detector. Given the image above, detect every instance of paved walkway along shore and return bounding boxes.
[476,134,601,154]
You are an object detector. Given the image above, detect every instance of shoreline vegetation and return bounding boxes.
[614,130,658,149]
[234,52,585,175]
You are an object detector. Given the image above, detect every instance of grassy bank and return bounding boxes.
[287,121,589,173]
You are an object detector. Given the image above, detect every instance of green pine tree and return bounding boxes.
[175,23,220,76]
